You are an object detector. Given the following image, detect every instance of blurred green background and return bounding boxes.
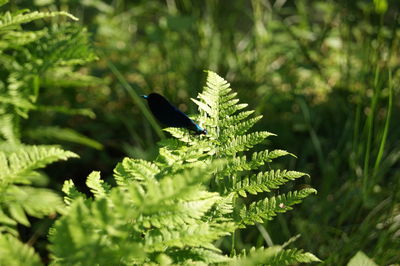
[9,0,400,264]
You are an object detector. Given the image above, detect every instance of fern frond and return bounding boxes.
[166,247,231,264]
[144,223,232,252]
[222,115,263,136]
[0,10,78,32]
[113,157,159,186]
[230,170,309,197]
[220,103,249,118]
[0,234,42,266]
[239,188,317,226]
[0,209,18,235]
[222,149,292,175]
[0,29,48,50]
[0,95,36,110]
[139,191,220,229]
[253,149,295,161]
[163,127,198,144]
[192,72,251,130]
[0,114,20,143]
[219,110,255,127]
[158,146,181,166]
[231,246,320,266]
[145,160,224,204]
[49,198,144,265]
[0,144,75,230]
[191,98,214,117]
[7,201,30,226]
[0,145,78,183]
[86,171,110,199]
[30,24,97,72]
[222,131,275,155]
[62,179,86,206]
[5,186,64,226]
[267,248,321,265]
[49,71,318,264]
[205,193,234,221]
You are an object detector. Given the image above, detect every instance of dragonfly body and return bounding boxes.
[142,93,207,135]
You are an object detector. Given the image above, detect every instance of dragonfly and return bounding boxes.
[142,93,207,135]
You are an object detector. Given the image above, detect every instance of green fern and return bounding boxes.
[0,145,77,182]
[0,7,99,147]
[0,5,102,265]
[228,170,309,197]
[0,9,77,32]
[0,234,42,266]
[61,179,86,206]
[231,246,321,266]
[163,71,317,224]
[49,71,319,265]
[239,188,316,226]
[0,145,78,232]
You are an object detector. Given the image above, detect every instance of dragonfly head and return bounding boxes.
[194,124,207,135]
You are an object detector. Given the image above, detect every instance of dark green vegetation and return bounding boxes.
[1,0,399,265]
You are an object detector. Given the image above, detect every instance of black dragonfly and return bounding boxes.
[142,93,207,135]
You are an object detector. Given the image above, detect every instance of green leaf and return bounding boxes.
[6,186,64,218]
[0,0,9,8]
[239,189,317,226]
[222,131,276,155]
[62,179,86,205]
[8,203,30,226]
[0,234,42,266]
[144,223,231,252]
[231,170,309,197]
[113,157,160,186]
[86,171,110,199]
[231,246,321,266]
[0,145,78,182]
[348,251,378,266]
[0,10,78,32]
[166,247,231,264]
[49,198,144,265]
[26,126,103,150]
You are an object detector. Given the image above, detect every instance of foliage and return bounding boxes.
[0,2,96,265]
[231,246,319,266]
[0,145,77,229]
[49,71,319,265]
[347,251,378,266]
[0,233,42,266]
[0,0,100,148]
[71,1,399,264]
[1,0,399,264]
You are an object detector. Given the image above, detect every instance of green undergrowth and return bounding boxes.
[46,71,319,265]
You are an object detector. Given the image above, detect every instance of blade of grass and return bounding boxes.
[297,97,325,171]
[362,66,380,200]
[105,59,165,140]
[373,71,393,177]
